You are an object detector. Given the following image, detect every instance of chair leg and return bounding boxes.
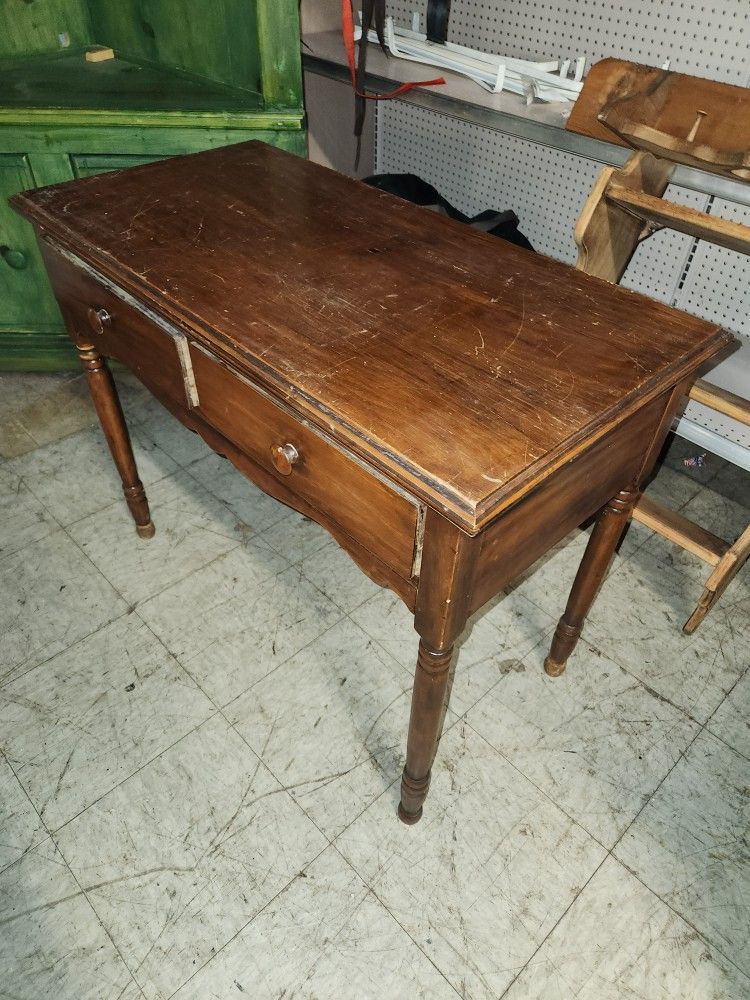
[683,522,750,634]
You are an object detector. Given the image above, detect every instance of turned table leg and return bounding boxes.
[400,509,476,824]
[545,487,639,676]
[399,640,454,824]
[78,344,155,538]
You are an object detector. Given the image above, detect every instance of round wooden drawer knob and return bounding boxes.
[87,306,112,335]
[270,442,299,476]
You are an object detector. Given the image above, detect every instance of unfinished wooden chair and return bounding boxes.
[566,59,750,633]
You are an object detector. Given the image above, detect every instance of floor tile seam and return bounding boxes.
[49,832,146,999]
[0,510,67,567]
[263,529,332,568]
[460,716,614,855]
[702,725,750,762]
[218,616,434,843]
[1,471,66,530]
[578,630,737,726]
[496,850,612,999]
[47,707,222,838]
[297,563,376,618]
[648,467,714,508]
[303,724,457,841]
[62,517,246,614]
[611,854,750,985]
[447,625,556,723]
[180,461,292,535]
[608,709,707,835]
[61,517,146,608]
[0,605,133,694]
[0,753,55,877]
[134,612,232,714]
[326,839,465,999]
[194,607,349,717]
[8,413,180,525]
[471,664,711,808]
[580,646,708,727]
[217,705,346,849]
[142,532,286,614]
[700,661,750,748]
[159,839,333,1000]
[311,708,468,848]
[16,408,98,452]
[330,679,746,989]
[214,609,357,733]
[472,622,703,735]
[39,450,191,533]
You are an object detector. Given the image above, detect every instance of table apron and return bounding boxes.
[470,390,669,614]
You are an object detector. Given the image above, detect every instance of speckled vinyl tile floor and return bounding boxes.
[1,371,748,999]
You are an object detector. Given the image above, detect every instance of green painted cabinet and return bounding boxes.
[0,0,305,370]
[0,155,64,332]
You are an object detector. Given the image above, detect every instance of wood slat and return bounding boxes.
[689,378,750,427]
[607,185,750,255]
[632,494,730,565]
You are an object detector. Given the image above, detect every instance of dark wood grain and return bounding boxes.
[12,141,733,532]
[14,141,733,825]
[39,241,187,409]
[77,341,155,539]
[188,341,419,579]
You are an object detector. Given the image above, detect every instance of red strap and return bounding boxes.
[341,1,445,101]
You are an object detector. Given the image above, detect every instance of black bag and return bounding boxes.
[363,173,535,252]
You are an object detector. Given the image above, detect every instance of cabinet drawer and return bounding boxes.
[190,344,419,579]
[39,241,188,407]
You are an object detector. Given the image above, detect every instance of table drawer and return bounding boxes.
[190,344,419,579]
[39,241,188,407]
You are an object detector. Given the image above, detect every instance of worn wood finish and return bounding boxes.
[574,151,674,283]
[39,241,188,409]
[399,641,455,825]
[471,391,669,612]
[399,509,479,822]
[544,375,689,675]
[188,341,420,579]
[14,142,732,532]
[15,141,732,823]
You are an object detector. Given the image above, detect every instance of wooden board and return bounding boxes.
[567,58,750,180]
[0,51,263,114]
[12,140,734,531]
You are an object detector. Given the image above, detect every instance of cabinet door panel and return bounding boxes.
[71,154,163,178]
[0,154,62,329]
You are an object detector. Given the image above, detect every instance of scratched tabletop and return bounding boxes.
[14,141,730,526]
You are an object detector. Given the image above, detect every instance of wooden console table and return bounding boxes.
[13,142,733,823]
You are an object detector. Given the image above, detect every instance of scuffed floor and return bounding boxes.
[1,370,748,999]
